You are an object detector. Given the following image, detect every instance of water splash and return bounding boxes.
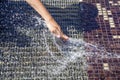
[24,16,119,75]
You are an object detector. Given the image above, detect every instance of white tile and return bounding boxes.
[103,16,109,20]
[110,25,115,28]
[109,22,114,24]
[98,12,103,15]
[79,0,83,2]
[103,13,108,16]
[96,3,101,6]
[103,63,109,67]
[113,3,118,6]
[113,35,120,39]
[102,8,106,10]
[103,63,109,70]
[109,20,114,23]
[107,10,112,15]
[109,1,113,4]
[118,1,120,5]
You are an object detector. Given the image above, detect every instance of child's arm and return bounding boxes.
[26,0,68,40]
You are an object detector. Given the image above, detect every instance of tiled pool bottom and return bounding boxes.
[0,1,88,80]
[83,0,120,80]
[0,0,120,80]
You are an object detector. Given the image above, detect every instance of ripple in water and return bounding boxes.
[32,16,120,75]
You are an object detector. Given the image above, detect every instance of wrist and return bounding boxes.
[46,17,54,23]
[46,18,59,27]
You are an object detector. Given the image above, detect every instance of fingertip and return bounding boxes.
[62,35,69,41]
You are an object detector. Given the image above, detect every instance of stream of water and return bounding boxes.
[33,16,119,75]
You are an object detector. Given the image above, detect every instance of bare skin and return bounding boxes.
[26,0,69,40]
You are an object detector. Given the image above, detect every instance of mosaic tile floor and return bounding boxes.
[83,0,120,80]
[0,0,120,80]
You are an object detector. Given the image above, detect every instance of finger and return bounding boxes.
[60,34,69,41]
[56,30,69,40]
[52,30,61,38]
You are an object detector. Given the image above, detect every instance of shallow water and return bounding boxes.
[0,14,119,79]
[34,16,119,75]
[1,1,120,79]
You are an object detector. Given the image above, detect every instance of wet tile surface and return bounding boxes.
[83,0,120,80]
[0,0,120,80]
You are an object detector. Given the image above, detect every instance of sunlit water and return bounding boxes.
[16,16,119,75]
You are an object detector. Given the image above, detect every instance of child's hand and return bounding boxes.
[46,21,69,41]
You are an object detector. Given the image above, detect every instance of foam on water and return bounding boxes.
[19,16,119,75]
